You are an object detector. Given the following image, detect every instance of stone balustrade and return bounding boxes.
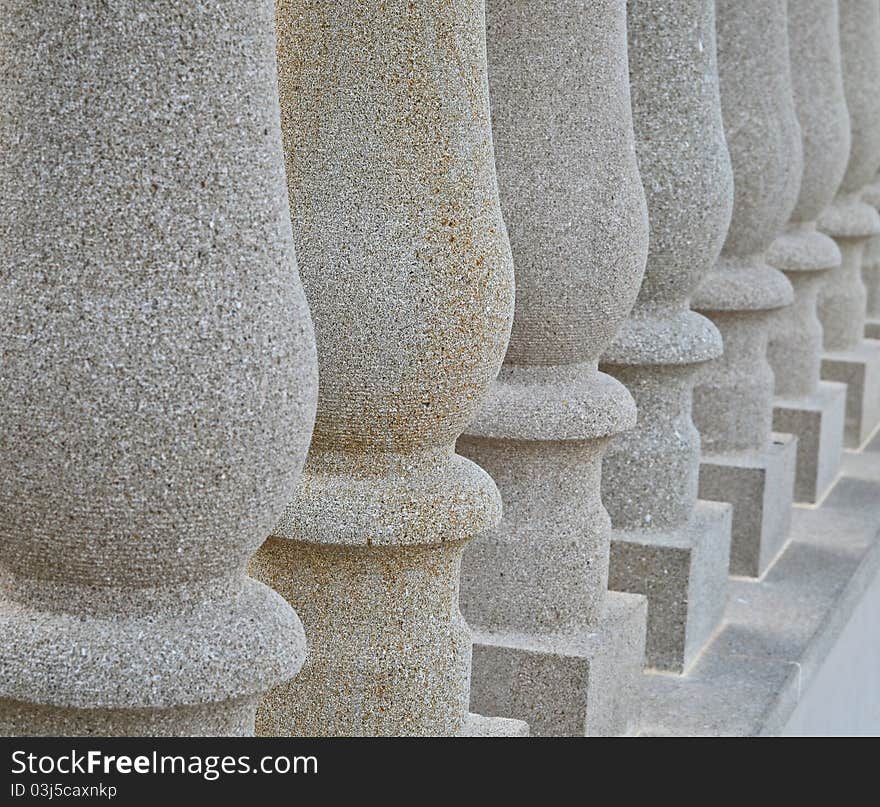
[816,0,880,451]
[1,0,879,738]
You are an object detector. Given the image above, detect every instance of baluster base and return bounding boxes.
[0,698,258,737]
[609,500,732,674]
[468,591,646,737]
[461,713,529,737]
[699,433,798,578]
[773,381,847,503]
[820,340,880,448]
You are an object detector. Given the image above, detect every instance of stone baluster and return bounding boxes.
[862,175,880,339]
[250,0,525,737]
[456,0,649,736]
[0,1,317,735]
[601,0,734,673]
[817,0,880,448]
[766,1,850,504]
[691,0,801,578]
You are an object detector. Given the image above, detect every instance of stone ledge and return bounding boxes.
[637,450,880,736]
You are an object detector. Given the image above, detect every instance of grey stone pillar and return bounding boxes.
[862,176,880,339]
[0,2,317,735]
[692,0,800,578]
[767,1,849,504]
[600,0,734,674]
[250,0,526,737]
[817,0,880,448]
[457,0,648,737]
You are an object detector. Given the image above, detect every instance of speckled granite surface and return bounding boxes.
[0,1,318,736]
[601,0,733,673]
[251,0,517,737]
[458,0,648,737]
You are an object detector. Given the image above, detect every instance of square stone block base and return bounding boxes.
[699,433,797,578]
[865,319,880,340]
[469,591,646,737]
[821,339,880,448]
[462,713,529,737]
[773,381,847,504]
[609,500,732,674]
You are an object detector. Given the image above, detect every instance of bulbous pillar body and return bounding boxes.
[767,1,849,399]
[0,2,317,735]
[691,0,801,577]
[816,0,880,449]
[848,2,880,341]
[456,0,648,736]
[599,0,735,672]
[764,1,850,504]
[602,0,730,533]
[250,0,515,737]
[692,0,799,454]
[818,0,880,351]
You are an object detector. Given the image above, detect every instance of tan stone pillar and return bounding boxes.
[251,0,525,737]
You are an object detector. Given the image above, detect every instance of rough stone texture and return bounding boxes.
[250,0,516,737]
[461,713,530,737]
[470,592,646,737]
[821,342,880,448]
[862,178,880,338]
[693,0,799,453]
[609,500,732,673]
[0,700,260,738]
[817,0,880,448]
[457,0,648,737]
[699,434,798,578]
[774,383,847,503]
[690,0,799,575]
[768,229,841,396]
[0,2,318,736]
[599,0,733,674]
[766,1,849,504]
[819,204,880,351]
